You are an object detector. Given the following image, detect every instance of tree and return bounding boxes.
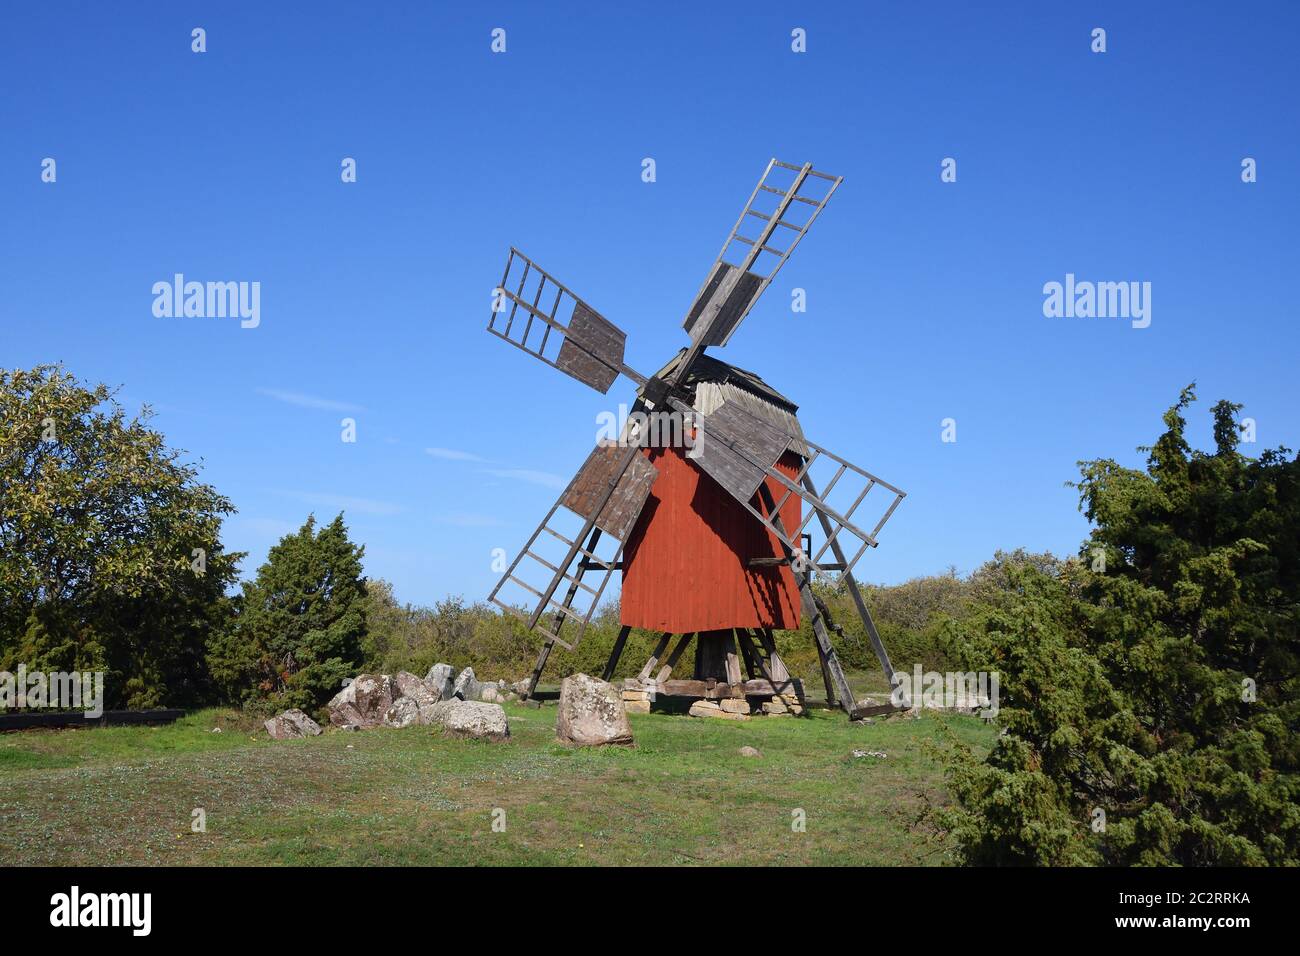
[208,513,367,713]
[0,365,240,707]
[941,387,1300,865]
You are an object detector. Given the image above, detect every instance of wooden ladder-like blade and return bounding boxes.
[487,441,657,650]
[676,395,905,579]
[487,247,636,394]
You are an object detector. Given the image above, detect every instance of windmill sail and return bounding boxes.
[681,159,841,349]
[487,441,657,650]
[487,248,636,394]
[672,395,905,579]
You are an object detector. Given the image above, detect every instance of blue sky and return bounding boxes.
[3,1,1297,606]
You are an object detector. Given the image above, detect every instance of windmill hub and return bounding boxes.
[483,159,907,721]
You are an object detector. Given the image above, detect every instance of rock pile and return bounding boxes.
[688,699,750,720]
[265,663,523,741]
[620,680,653,715]
[762,691,803,716]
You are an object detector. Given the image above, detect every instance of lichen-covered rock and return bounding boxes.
[424,663,455,701]
[394,671,437,707]
[452,667,480,701]
[480,685,505,703]
[556,673,634,747]
[383,696,423,728]
[432,699,510,741]
[328,673,396,728]
[265,708,322,739]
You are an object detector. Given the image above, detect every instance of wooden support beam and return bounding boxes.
[813,627,838,706]
[601,624,632,682]
[655,633,694,683]
[735,630,762,680]
[524,638,556,702]
[525,527,602,699]
[724,630,744,688]
[659,677,805,699]
[636,632,673,681]
[756,485,858,718]
[755,628,795,690]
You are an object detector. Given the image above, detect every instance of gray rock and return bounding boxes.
[383,696,422,728]
[265,708,322,740]
[479,685,505,703]
[555,673,634,747]
[424,663,455,701]
[431,699,510,741]
[511,679,532,698]
[327,673,395,728]
[739,745,763,758]
[452,667,480,702]
[394,671,437,708]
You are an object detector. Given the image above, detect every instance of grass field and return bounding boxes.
[0,689,994,866]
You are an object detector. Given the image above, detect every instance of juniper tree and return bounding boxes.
[941,386,1300,865]
[208,513,366,713]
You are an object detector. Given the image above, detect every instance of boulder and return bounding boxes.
[394,671,437,708]
[432,699,510,741]
[424,663,456,701]
[327,681,363,728]
[480,685,505,704]
[383,696,423,728]
[327,673,395,728]
[265,708,322,739]
[452,667,480,701]
[739,745,763,758]
[556,673,634,747]
[720,698,751,715]
[511,679,532,698]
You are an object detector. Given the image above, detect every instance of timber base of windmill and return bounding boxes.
[610,628,901,721]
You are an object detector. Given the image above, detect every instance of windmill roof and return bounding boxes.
[650,350,808,456]
[653,350,799,412]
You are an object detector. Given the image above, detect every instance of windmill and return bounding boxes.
[484,159,905,720]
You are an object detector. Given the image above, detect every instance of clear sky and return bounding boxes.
[4,1,1297,606]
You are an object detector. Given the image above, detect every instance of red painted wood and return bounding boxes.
[619,446,802,633]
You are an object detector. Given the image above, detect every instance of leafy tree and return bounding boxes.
[941,387,1300,865]
[0,365,239,707]
[208,513,367,713]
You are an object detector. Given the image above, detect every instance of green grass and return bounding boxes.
[0,702,994,866]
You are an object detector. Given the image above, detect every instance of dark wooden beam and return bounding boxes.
[525,526,603,699]
[601,624,633,682]
[655,633,694,683]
